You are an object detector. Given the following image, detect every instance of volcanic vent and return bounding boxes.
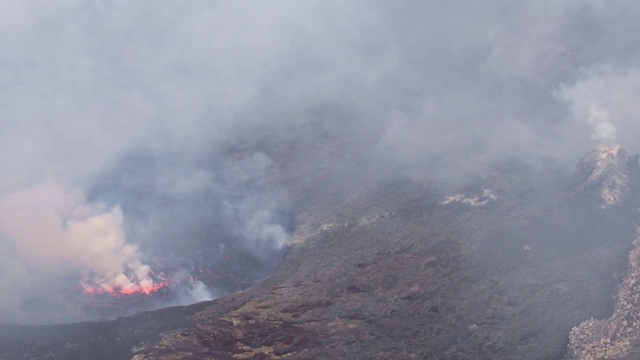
[573,144,640,207]
[71,175,290,323]
[0,151,291,326]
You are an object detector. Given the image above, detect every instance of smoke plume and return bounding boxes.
[587,106,617,143]
[5,0,640,324]
[555,66,640,147]
[0,183,153,293]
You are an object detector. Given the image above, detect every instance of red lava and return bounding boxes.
[83,280,169,297]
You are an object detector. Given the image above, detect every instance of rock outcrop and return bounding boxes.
[568,227,640,359]
[574,144,640,207]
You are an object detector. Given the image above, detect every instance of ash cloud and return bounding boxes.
[0,183,153,293]
[3,0,640,324]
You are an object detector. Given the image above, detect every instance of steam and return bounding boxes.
[0,183,154,293]
[556,66,640,149]
[4,0,640,325]
[587,106,617,143]
[0,0,308,324]
[172,271,215,304]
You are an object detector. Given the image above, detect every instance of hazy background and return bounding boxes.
[2,0,640,324]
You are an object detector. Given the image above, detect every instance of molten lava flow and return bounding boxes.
[83,279,169,296]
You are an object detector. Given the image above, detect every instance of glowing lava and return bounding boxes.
[83,280,169,296]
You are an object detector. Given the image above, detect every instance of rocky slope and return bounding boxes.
[568,145,640,359]
[2,144,640,359]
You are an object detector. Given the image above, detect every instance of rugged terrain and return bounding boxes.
[3,144,640,359]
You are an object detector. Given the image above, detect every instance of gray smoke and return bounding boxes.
[4,0,640,324]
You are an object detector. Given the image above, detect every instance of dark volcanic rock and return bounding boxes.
[2,145,640,359]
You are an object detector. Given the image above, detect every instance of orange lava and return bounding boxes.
[83,280,169,296]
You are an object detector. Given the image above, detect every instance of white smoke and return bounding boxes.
[9,0,640,325]
[0,0,314,323]
[183,280,214,302]
[587,106,617,143]
[172,272,215,304]
[556,66,640,149]
[222,152,291,251]
[0,183,154,294]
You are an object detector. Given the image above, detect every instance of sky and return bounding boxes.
[2,0,640,323]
